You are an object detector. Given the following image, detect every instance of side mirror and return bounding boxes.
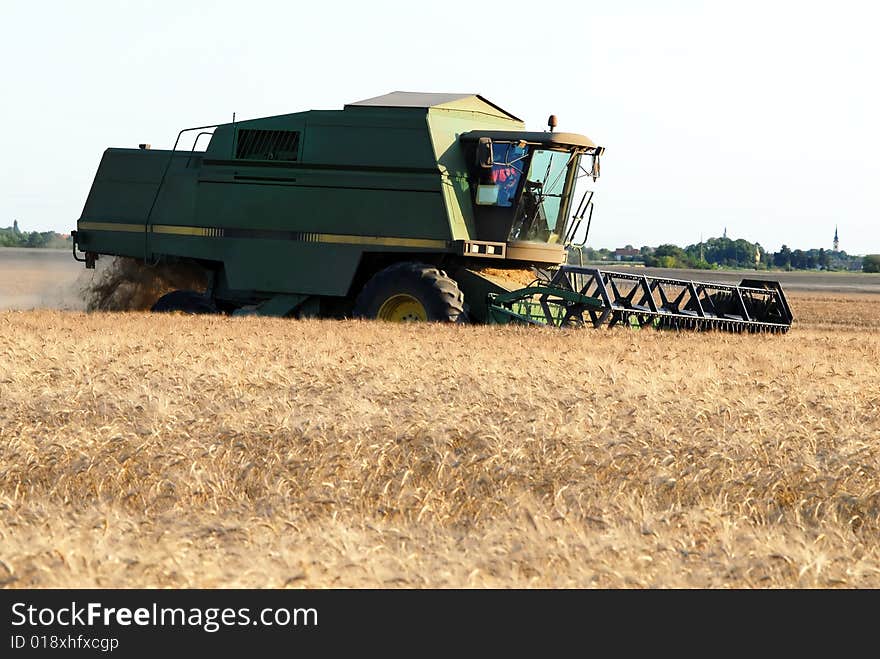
[477,137,493,169]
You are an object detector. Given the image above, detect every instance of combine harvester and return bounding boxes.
[72,92,792,333]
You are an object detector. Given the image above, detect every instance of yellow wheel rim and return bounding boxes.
[377,294,427,322]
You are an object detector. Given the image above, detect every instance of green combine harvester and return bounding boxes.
[72,92,792,332]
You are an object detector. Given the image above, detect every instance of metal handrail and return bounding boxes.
[186,131,215,167]
[190,131,214,152]
[143,123,222,263]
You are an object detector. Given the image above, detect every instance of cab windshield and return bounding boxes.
[508,149,578,243]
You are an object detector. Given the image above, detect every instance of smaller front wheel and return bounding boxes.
[150,289,218,314]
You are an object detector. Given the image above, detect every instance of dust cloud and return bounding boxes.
[83,256,209,311]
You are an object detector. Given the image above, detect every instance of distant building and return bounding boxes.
[613,245,641,261]
[833,225,839,251]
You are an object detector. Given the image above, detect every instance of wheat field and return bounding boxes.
[1,284,878,589]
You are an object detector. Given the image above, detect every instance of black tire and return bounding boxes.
[150,289,218,314]
[353,262,466,322]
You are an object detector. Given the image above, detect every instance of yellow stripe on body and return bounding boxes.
[79,222,445,249]
[77,221,145,233]
[313,234,447,249]
[151,224,212,237]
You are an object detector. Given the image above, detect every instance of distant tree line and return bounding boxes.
[770,244,864,271]
[1,220,72,249]
[568,236,873,271]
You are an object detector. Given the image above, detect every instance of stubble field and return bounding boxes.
[1,251,879,588]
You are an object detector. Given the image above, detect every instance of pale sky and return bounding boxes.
[2,0,878,254]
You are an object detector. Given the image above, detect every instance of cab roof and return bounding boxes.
[459,130,599,150]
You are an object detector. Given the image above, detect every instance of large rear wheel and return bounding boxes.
[353,262,466,322]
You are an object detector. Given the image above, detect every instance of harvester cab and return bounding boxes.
[71,91,792,333]
[461,129,603,251]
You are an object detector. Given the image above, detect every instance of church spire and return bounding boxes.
[833,225,839,251]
